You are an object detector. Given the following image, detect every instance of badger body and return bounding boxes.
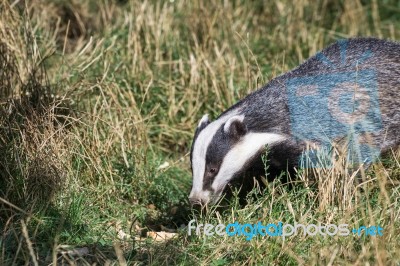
[189,38,400,206]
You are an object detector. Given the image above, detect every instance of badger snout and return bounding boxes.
[188,191,210,207]
[188,197,205,207]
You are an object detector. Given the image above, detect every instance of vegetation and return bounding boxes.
[0,0,399,265]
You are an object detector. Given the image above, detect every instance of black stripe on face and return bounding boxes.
[202,126,238,190]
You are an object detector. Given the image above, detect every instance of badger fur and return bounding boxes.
[189,37,400,206]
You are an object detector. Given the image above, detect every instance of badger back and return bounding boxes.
[281,38,400,152]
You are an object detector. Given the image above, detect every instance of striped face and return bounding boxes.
[189,113,286,206]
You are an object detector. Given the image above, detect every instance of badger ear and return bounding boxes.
[197,114,210,129]
[224,115,246,139]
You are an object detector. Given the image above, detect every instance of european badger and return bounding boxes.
[189,37,400,206]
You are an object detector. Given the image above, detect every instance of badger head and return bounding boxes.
[189,113,285,206]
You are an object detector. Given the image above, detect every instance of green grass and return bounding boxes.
[0,0,399,265]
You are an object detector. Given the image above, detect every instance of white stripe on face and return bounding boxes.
[209,132,286,204]
[189,111,239,200]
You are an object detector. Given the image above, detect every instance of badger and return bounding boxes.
[189,37,400,206]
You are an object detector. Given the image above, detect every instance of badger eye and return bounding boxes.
[209,168,217,174]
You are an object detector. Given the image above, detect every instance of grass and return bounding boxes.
[0,0,399,265]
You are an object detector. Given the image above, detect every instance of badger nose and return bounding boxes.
[189,197,206,207]
[189,190,210,207]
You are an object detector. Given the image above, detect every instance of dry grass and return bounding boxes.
[0,0,399,265]
[0,1,71,216]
